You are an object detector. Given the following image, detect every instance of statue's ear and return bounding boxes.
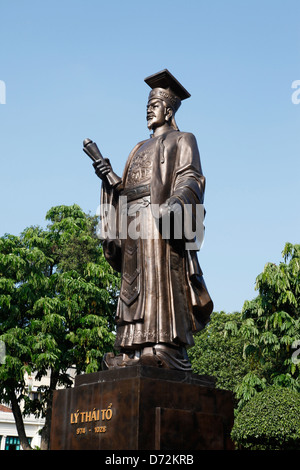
[165,107,173,122]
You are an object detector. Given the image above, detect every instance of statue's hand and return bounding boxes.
[93,158,112,180]
[159,197,184,240]
[159,197,182,219]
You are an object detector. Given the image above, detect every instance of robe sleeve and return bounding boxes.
[100,180,122,272]
[172,132,205,203]
[172,133,213,329]
[169,132,206,250]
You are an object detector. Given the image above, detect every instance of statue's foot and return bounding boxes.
[102,351,140,369]
[139,352,163,367]
[102,345,192,371]
[141,344,192,371]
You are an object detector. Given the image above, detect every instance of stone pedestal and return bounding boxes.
[50,366,234,450]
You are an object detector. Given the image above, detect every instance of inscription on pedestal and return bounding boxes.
[70,404,113,437]
[50,366,234,450]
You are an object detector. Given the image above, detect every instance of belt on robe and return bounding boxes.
[121,184,151,202]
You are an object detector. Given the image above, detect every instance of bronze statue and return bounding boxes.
[84,70,213,370]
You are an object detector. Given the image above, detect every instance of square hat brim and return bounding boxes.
[144,69,191,101]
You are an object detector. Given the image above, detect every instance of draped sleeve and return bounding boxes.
[99,180,122,272]
[171,132,213,329]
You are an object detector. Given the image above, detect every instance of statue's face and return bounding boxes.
[146,99,167,130]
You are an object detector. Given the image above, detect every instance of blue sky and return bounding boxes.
[0,0,299,313]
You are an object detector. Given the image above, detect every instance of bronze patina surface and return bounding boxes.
[86,70,213,370]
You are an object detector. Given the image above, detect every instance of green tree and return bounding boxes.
[231,385,300,450]
[232,243,300,408]
[188,311,250,394]
[0,205,120,450]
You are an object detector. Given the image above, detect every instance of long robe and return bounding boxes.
[100,128,213,352]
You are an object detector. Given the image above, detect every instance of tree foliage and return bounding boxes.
[227,243,300,449]
[0,205,120,449]
[188,311,250,394]
[231,243,300,408]
[190,243,300,450]
[231,385,300,450]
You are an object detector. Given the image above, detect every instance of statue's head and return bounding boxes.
[144,69,190,132]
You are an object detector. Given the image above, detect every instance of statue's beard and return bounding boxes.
[147,113,166,131]
[147,118,154,130]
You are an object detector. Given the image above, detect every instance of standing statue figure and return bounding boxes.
[86,70,213,370]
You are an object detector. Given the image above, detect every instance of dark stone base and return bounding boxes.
[50,366,234,450]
